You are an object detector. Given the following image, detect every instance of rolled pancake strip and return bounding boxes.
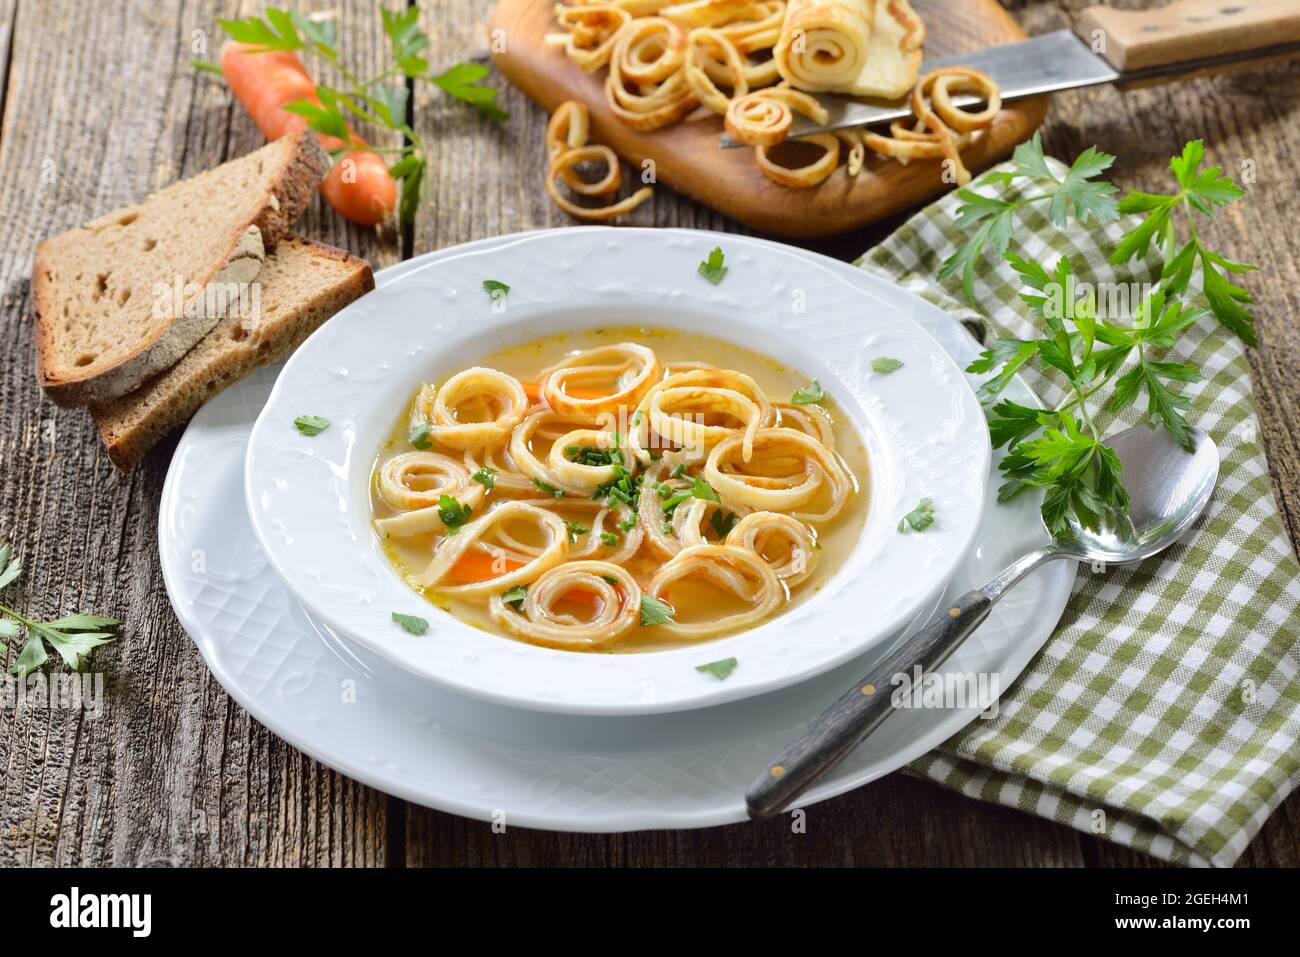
[489,560,641,650]
[410,367,529,450]
[416,501,569,595]
[775,0,924,100]
[645,544,782,640]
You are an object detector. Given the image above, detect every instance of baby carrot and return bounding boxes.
[220,41,397,227]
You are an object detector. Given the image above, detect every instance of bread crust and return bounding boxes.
[91,236,375,472]
[35,132,327,407]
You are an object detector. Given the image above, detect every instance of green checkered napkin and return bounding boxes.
[858,157,1300,868]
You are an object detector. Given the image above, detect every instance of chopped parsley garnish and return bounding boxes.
[437,495,473,530]
[392,612,429,635]
[710,509,738,539]
[871,357,904,374]
[791,380,825,405]
[898,497,936,533]
[695,657,738,680]
[483,279,510,301]
[471,466,496,489]
[532,478,565,498]
[501,585,527,609]
[293,414,329,436]
[599,531,619,546]
[565,520,590,543]
[640,594,676,626]
[409,421,434,449]
[697,246,728,284]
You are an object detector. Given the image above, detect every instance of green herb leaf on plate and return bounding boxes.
[294,415,330,436]
[695,657,738,680]
[471,466,497,489]
[898,497,936,533]
[392,612,429,635]
[871,357,904,375]
[483,279,510,301]
[697,247,728,285]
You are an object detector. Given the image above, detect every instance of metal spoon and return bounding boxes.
[746,423,1220,819]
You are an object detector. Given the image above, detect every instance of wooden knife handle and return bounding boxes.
[1076,0,1300,84]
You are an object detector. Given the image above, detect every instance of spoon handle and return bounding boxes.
[744,547,1063,819]
[745,588,992,819]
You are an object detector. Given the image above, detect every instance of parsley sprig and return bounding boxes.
[939,134,1119,305]
[208,7,507,229]
[1,544,120,679]
[1111,140,1256,346]
[965,140,1254,536]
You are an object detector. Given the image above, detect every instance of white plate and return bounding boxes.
[243,229,990,715]
[160,231,1074,832]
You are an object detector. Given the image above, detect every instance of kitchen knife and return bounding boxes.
[719,0,1300,148]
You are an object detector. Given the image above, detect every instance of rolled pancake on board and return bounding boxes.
[775,0,925,99]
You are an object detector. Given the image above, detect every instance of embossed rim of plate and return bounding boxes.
[243,229,990,715]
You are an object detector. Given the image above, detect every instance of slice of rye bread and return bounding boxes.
[34,131,326,407]
[91,236,375,472]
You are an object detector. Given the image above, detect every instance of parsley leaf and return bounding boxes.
[471,466,496,489]
[428,62,509,121]
[294,415,329,436]
[483,279,510,301]
[938,135,1118,306]
[436,495,473,531]
[897,498,936,533]
[0,543,120,678]
[409,421,433,449]
[791,380,824,405]
[709,509,738,539]
[501,585,527,609]
[871,357,904,374]
[392,612,429,635]
[1111,139,1256,345]
[696,657,738,680]
[691,476,720,503]
[697,247,728,284]
[640,594,676,626]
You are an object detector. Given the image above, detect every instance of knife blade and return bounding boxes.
[718,28,1300,148]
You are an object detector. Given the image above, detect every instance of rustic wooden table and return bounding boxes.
[2,0,1297,867]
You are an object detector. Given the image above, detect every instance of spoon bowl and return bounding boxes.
[1053,425,1219,564]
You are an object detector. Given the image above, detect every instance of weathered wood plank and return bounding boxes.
[0,0,394,867]
[403,774,1084,867]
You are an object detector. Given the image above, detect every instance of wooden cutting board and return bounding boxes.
[489,0,1049,237]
